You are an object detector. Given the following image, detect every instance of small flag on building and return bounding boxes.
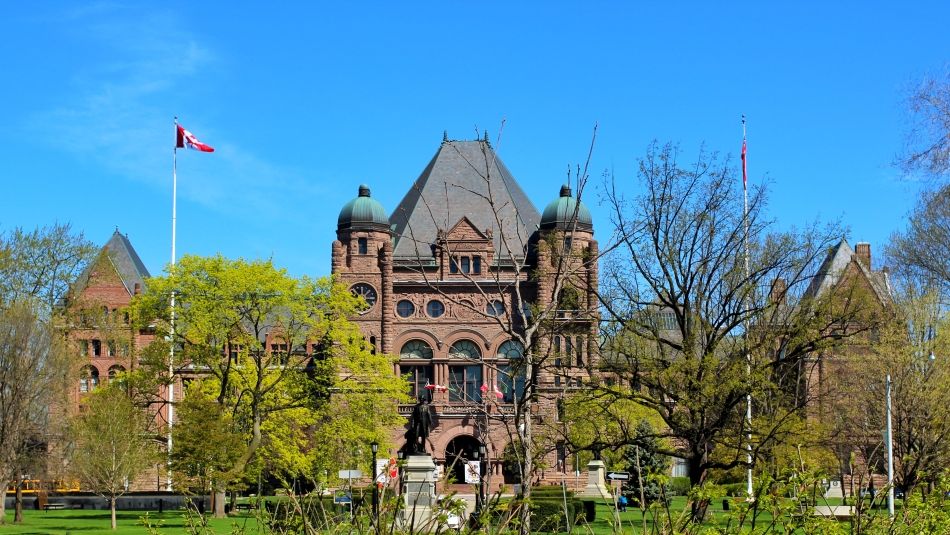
[176,125,215,152]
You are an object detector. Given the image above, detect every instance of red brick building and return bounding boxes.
[331,137,599,488]
[65,230,167,490]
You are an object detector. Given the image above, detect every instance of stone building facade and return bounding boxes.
[331,137,599,489]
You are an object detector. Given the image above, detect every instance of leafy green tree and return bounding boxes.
[70,386,156,530]
[170,386,244,495]
[599,142,874,521]
[132,255,406,516]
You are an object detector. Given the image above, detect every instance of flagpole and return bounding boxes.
[743,115,754,500]
[167,117,178,492]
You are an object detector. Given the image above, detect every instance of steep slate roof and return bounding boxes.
[74,230,151,297]
[389,140,541,261]
[804,238,891,304]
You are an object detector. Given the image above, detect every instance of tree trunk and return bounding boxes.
[111,496,117,530]
[0,487,7,524]
[13,483,22,524]
[212,487,226,518]
[687,453,709,523]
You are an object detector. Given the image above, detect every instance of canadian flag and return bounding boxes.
[176,124,215,153]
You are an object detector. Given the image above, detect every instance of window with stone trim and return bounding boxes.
[401,364,434,400]
[396,300,415,318]
[449,365,482,403]
[400,340,433,360]
[449,339,481,360]
[358,237,368,255]
[80,365,99,393]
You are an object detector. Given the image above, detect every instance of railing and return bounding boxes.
[398,403,517,418]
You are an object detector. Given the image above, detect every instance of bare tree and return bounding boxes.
[888,183,950,294]
[0,301,73,524]
[0,223,96,310]
[0,224,92,524]
[897,71,950,178]
[596,141,874,520]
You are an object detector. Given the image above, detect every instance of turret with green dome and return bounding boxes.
[539,184,592,231]
[337,184,390,231]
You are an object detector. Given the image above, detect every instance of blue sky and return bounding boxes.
[2,2,948,278]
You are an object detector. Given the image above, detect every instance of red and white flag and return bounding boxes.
[741,138,747,189]
[176,124,215,153]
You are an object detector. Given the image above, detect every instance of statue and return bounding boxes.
[405,393,434,455]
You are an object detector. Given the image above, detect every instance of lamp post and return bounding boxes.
[371,441,379,530]
[478,444,487,515]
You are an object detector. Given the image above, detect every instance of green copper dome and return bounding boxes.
[540,184,592,230]
[338,184,390,230]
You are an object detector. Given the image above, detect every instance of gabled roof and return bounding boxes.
[804,238,891,304]
[389,140,541,260]
[73,230,151,297]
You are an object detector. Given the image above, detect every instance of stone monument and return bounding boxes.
[402,395,438,531]
[576,459,612,500]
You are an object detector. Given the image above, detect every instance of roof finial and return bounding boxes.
[443,130,448,143]
[358,184,371,197]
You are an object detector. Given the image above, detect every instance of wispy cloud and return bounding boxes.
[25,5,321,218]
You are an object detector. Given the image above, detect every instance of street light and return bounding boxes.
[371,441,379,530]
[478,444,487,516]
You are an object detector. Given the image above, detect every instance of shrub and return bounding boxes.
[669,477,691,496]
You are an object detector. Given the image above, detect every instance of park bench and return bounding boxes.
[43,502,67,511]
[234,502,256,512]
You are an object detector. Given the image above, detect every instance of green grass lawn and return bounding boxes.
[0,509,261,535]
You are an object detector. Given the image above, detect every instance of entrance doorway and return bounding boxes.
[444,435,482,484]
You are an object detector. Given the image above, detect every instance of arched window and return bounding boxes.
[80,366,100,393]
[497,340,524,360]
[449,340,481,360]
[108,365,126,383]
[400,340,434,400]
[400,340,433,360]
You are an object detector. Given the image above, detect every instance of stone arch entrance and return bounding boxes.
[444,435,482,484]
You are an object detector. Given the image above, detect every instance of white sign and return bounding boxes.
[338,469,362,480]
[375,459,390,485]
[465,460,481,484]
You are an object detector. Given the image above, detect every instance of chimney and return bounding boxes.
[855,242,871,267]
[770,278,787,306]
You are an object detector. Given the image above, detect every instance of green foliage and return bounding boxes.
[171,387,245,494]
[132,255,407,495]
[69,386,158,529]
[669,477,692,496]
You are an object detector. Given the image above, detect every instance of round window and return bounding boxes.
[396,300,415,318]
[427,300,445,318]
[497,340,524,359]
[487,300,505,317]
[350,283,377,311]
